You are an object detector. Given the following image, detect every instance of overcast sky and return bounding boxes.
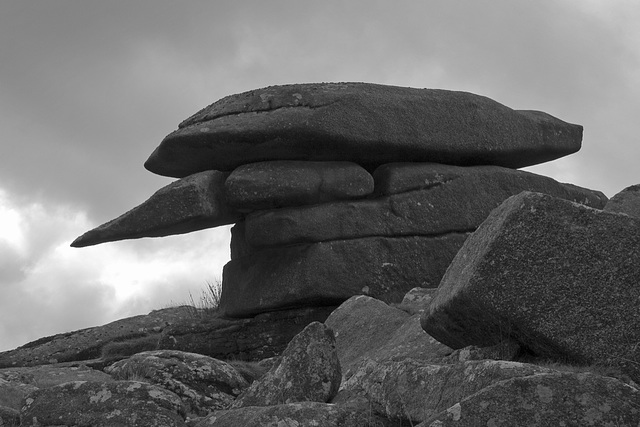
[1,0,638,352]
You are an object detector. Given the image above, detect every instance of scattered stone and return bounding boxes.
[221,234,468,317]
[325,296,451,380]
[158,306,336,361]
[72,171,240,247]
[422,191,640,382]
[194,401,394,427]
[0,307,191,368]
[145,83,583,177]
[604,183,640,217]
[340,358,554,424]
[421,372,640,426]
[224,160,374,211]
[233,322,341,407]
[243,164,607,249]
[21,380,187,427]
[105,350,249,417]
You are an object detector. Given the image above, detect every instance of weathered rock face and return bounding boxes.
[21,380,187,427]
[325,296,451,380]
[158,306,337,361]
[105,350,249,416]
[145,83,582,177]
[340,359,555,424]
[240,164,606,249]
[421,372,640,426]
[604,183,640,217]
[221,164,606,316]
[224,160,374,211]
[422,191,640,382]
[195,401,394,427]
[0,307,190,368]
[233,322,341,407]
[72,171,241,247]
[221,234,468,317]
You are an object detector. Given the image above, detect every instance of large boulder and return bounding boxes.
[421,372,640,426]
[224,160,374,211]
[21,380,187,426]
[221,234,468,317]
[232,322,341,407]
[422,191,640,382]
[105,350,249,417]
[72,170,240,247]
[144,83,582,178]
[604,183,640,217]
[325,296,451,379]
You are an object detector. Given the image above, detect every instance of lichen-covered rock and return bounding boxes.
[420,372,640,426]
[604,183,640,217]
[340,358,554,424]
[221,234,468,317]
[105,350,249,416]
[224,160,374,211]
[195,401,394,427]
[233,322,341,407]
[72,170,240,247]
[0,307,190,368]
[21,380,187,426]
[0,364,113,414]
[145,83,583,178]
[422,191,640,382]
[325,296,451,380]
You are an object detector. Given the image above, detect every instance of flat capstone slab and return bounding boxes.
[145,83,583,177]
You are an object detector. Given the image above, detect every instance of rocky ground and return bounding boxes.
[4,84,638,425]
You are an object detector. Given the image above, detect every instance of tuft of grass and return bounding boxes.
[187,279,222,318]
[107,361,156,384]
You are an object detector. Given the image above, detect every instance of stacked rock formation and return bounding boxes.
[72,82,607,319]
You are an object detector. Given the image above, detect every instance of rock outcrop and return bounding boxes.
[104,350,249,417]
[0,307,190,368]
[421,371,640,426]
[72,82,605,319]
[422,191,640,382]
[2,287,639,426]
[604,183,640,217]
[36,82,640,424]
